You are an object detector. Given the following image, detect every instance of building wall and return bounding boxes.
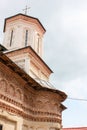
[5,49,51,82]
[0,111,60,130]
[0,61,63,130]
[1,14,66,130]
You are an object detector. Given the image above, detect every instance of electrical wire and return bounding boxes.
[67,97,87,101]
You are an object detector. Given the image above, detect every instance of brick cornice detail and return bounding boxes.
[0,99,61,123]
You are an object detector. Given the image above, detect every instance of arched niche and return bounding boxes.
[8,84,15,96]
[0,79,7,92]
[15,88,22,100]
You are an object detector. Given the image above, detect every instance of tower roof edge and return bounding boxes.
[3,13,46,33]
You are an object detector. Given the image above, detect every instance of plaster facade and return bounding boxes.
[3,14,45,57]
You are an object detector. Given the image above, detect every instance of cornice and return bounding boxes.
[0,97,61,123]
[3,13,46,33]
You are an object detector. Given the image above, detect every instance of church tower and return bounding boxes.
[0,12,67,130]
[3,13,53,84]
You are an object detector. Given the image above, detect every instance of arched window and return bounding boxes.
[10,30,13,46]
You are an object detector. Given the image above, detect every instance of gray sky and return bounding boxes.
[0,0,87,127]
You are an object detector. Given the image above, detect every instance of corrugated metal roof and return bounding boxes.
[63,127,87,130]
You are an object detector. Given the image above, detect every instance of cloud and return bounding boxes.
[62,76,87,97]
[0,0,87,127]
[44,1,87,83]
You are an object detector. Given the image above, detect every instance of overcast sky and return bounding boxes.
[0,0,87,128]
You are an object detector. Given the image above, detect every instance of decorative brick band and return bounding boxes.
[0,101,61,123]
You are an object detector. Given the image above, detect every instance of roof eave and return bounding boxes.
[0,52,67,102]
[3,13,46,33]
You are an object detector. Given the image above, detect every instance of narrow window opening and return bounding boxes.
[25,30,28,46]
[10,30,13,46]
[37,34,40,54]
[0,125,3,130]
[37,37,40,53]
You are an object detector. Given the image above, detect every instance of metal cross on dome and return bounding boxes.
[23,5,30,15]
